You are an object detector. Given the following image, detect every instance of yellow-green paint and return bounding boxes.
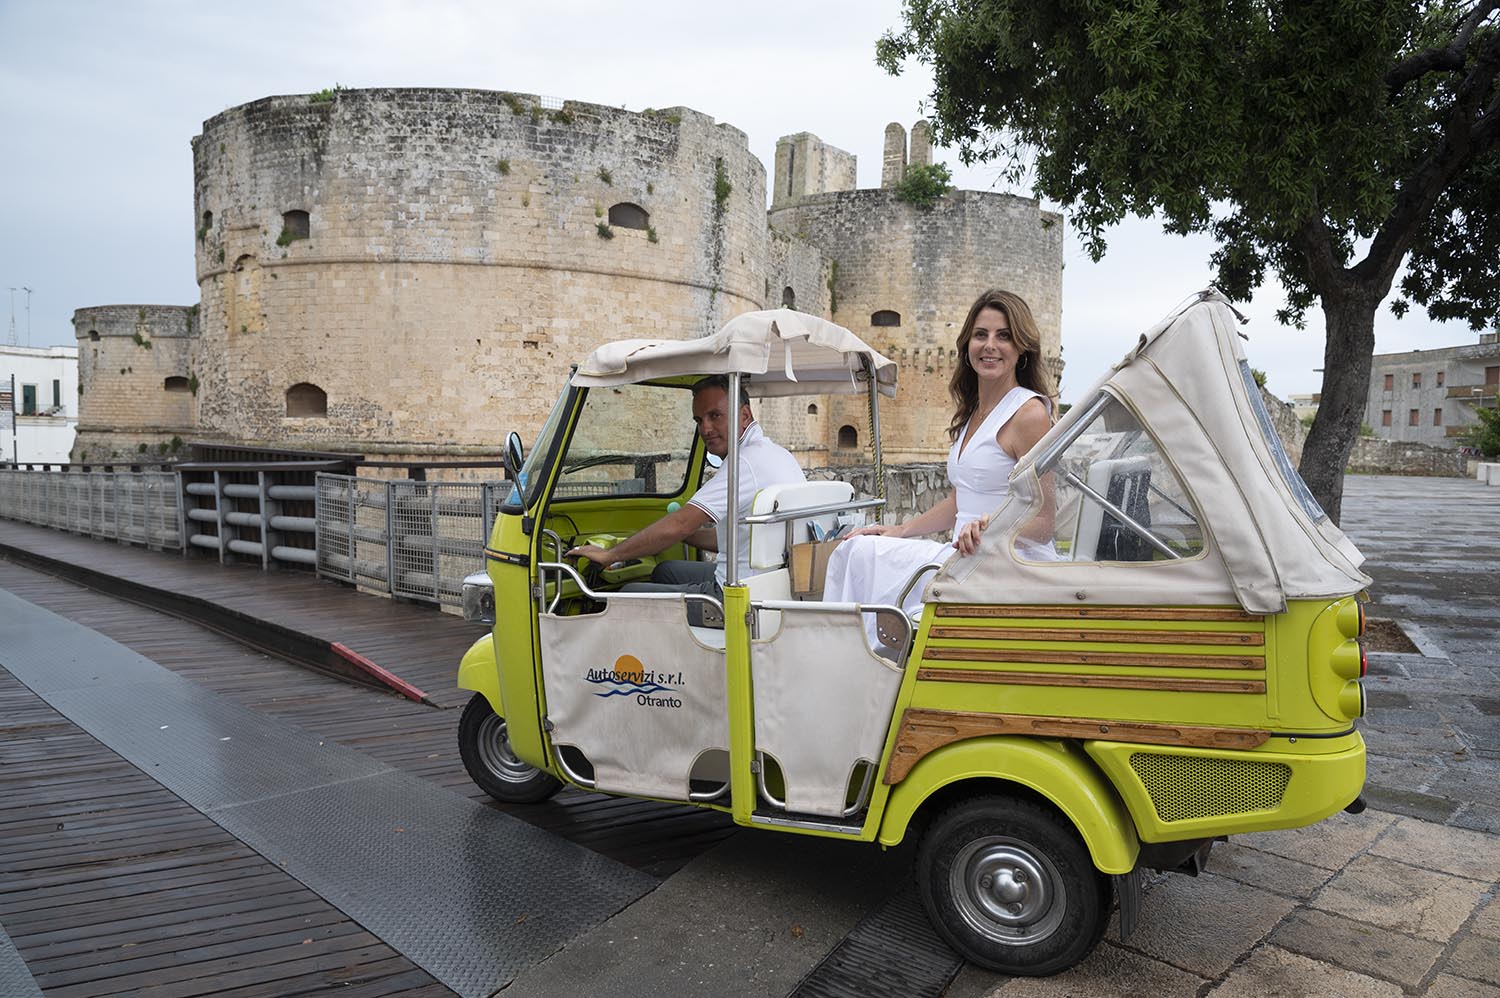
[1085,733,1365,841]
[456,632,501,707]
[723,583,757,823]
[876,736,1140,874]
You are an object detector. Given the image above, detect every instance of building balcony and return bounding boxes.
[1446,384,1499,403]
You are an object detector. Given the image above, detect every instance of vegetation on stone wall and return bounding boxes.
[596,221,614,240]
[827,260,839,314]
[894,163,953,210]
[597,166,613,185]
[496,158,510,176]
[309,85,346,104]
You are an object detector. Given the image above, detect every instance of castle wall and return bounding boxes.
[772,132,857,208]
[190,89,770,455]
[768,188,1064,464]
[72,305,198,462]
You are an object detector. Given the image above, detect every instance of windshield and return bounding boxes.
[502,385,575,513]
[554,382,696,500]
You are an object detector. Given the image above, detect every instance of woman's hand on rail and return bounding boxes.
[953,516,989,557]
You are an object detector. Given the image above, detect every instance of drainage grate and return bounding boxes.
[788,882,963,998]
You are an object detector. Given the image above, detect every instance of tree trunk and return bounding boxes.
[1299,291,1381,524]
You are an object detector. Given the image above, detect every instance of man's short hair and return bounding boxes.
[691,374,751,409]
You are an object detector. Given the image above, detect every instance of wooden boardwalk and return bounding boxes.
[0,527,738,996]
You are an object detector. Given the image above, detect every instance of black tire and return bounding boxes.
[916,794,1111,976]
[457,693,563,804]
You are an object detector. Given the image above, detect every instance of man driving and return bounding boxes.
[567,375,804,608]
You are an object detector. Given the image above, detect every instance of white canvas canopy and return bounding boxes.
[572,308,898,397]
[928,291,1371,615]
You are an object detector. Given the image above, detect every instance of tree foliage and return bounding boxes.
[1468,405,1500,456]
[878,0,1500,520]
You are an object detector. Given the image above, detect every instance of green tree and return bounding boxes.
[1468,406,1500,457]
[878,1,1500,522]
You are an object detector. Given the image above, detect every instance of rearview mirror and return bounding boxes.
[504,431,525,479]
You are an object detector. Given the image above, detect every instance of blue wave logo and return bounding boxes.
[586,655,677,699]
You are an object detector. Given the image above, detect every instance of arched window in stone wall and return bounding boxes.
[286,383,328,417]
[871,309,902,327]
[782,287,796,309]
[88,330,100,341]
[281,209,310,242]
[807,403,818,415]
[201,210,213,231]
[608,203,649,230]
[164,376,191,393]
[837,424,858,449]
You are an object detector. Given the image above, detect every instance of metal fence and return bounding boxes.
[0,469,182,550]
[316,474,504,608]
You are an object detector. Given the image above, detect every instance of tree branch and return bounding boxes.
[1387,0,1500,97]
[1357,26,1500,290]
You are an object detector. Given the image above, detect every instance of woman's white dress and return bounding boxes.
[822,386,1047,648]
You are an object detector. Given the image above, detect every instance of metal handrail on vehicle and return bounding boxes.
[742,496,886,565]
[536,560,725,617]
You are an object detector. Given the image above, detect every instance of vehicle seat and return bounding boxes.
[1070,455,1152,561]
[745,480,855,625]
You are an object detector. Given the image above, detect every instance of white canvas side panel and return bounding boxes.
[750,609,904,817]
[539,599,728,801]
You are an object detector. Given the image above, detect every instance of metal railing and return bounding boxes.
[315,473,505,608]
[0,469,182,549]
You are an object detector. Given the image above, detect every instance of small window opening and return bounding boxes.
[280,209,310,242]
[871,309,902,327]
[1437,371,1445,387]
[806,403,818,415]
[1433,408,1443,426]
[1381,409,1392,427]
[286,382,327,417]
[782,287,796,309]
[164,376,191,393]
[607,203,649,230]
[1408,409,1419,426]
[1383,373,1393,391]
[1412,372,1422,389]
[837,424,858,448]
[201,210,213,230]
[88,329,99,341]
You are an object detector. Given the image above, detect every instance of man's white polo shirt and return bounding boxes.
[687,420,805,586]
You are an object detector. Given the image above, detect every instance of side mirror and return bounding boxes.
[504,431,525,480]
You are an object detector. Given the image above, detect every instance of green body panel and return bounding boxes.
[488,512,551,770]
[723,584,758,824]
[456,633,501,706]
[910,598,1363,734]
[1085,733,1366,841]
[876,736,1140,875]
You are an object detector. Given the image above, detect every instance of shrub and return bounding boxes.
[894,163,953,210]
[1466,406,1500,457]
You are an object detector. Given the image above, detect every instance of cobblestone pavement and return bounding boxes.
[946,474,1500,998]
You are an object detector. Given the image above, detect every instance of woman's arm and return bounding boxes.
[954,399,1055,554]
[849,491,958,540]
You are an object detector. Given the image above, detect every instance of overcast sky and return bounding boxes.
[0,0,1485,402]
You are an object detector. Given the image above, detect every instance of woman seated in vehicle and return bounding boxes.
[822,288,1057,646]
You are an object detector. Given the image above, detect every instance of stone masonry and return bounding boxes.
[72,92,1065,468]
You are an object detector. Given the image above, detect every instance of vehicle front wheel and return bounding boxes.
[916,795,1111,976]
[457,693,562,804]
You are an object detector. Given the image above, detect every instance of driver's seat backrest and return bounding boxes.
[1071,454,1152,561]
[747,480,856,572]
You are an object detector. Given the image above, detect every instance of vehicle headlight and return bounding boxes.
[461,572,495,626]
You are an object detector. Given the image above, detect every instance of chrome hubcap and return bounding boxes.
[476,715,538,784]
[951,837,1065,944]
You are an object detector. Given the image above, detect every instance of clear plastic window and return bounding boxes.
[1238,360,1326,522]
[554,383,695,499]
[1021,395,1205,563]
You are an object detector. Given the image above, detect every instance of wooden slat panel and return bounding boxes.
[884,707,1270,783]
[916,667,1266,694]
[929,625,1264,646]
[922,646,1263,670]
[934,604,1261,622]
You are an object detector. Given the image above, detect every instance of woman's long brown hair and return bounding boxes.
[946,288,1058,441]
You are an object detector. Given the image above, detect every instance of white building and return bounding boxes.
[1,344,80,465]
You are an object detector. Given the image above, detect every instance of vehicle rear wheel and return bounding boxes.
[458,693,562,803]
[916,795,1111,976]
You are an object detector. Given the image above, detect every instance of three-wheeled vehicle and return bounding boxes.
[455,294,1370,975]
